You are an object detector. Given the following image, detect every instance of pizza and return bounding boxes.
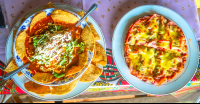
[124,14,188,85]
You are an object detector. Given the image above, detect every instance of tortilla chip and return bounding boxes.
[51,9,79,24]
[76,11,88,22]
[4,59,23,76]
[65,51,88,76]
[13,30,17,42]
[17,72,23,76]
[4,59,18,73]
[89,24,100,40]
[65,66,82,76]
[78,51,88,67]
[51,78,79,95]
[24,81,51,96]
[32,72,56,83]
[12,30,17,58]
[15,31,27,60]
[80,64,103,82]
[21,17,27,24]
[92,42,107,66]
[9,17,27,75]
[44,2,55,9]
[30,12,47,31]
[12,17,27,57]
[25,78,79,96]
[81,26,95,52]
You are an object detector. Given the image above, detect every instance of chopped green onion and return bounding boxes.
[29,57,35,62]
[58,57,67,66]
[52,72,65,78]
[69,57,72,63]
[78,42,85,53]
[47,23,63,32]
[48,23,53,25]
[33,37,39,48]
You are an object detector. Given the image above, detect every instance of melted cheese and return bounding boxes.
[140,47,155,76]
[32,32,72,66]
[125,14,188,85]
[128,52,141,71]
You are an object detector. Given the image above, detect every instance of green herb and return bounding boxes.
[29,57,35,62]
[33,37,39,48]
[68,54,74,63]
[68,54,72,58]
[65,40,85,54]
[58,57,67,66]
[66,41,74,55]
[48,23,53,25]
[68,57,72,63]
[159,25,165,34]
[72,40,78,47]
[50,28,55,32]
[33,34,48,48]
[47,23,63,32]
[78,42,85,53]
[38,35,48,45]
[55,25,62,31]
[52,72,65,78]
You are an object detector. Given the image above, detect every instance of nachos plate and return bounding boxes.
[5,3,106,100]
[13,8,95,86]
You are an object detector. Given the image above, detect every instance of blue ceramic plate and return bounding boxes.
[12,8,93,86]
[112,5,199,95]
[6,4,106,101]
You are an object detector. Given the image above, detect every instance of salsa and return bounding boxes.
[24,15,84,78]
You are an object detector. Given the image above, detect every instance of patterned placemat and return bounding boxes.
[0,46,200,94]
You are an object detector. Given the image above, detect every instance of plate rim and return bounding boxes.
[112,4,199,95]
[5,3,106,101]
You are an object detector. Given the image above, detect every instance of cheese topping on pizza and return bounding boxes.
[124,14,188,85]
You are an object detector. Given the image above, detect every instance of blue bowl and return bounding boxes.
[13,8,93,86]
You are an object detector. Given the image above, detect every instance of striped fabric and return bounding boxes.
[0,45,200,94]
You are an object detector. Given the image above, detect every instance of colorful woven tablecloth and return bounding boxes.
[1,46,200,94]
[0,0,200,102]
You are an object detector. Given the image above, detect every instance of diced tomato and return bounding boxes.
[170,40,173,49]
[154,75,166,85]
[129,23,135,31]
[138,45,145,52]
[179,37,184,47]
[158,40,168,43]
[133,19,141,26]
[137,28,142,32]
[31,70,36,75]
[125,33,131,43]
[166,72,176,80]
[146,15,155,23]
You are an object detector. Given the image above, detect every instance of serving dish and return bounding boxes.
[13,8,93,86]
[5,3,106,101]
[112,5,199,95]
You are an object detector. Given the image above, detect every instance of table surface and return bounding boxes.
[0,0,200,62]
[0,0,200,102]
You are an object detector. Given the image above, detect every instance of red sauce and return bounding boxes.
[24,15,82,74]
[28,15,54,36]
[54,22,81,40]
